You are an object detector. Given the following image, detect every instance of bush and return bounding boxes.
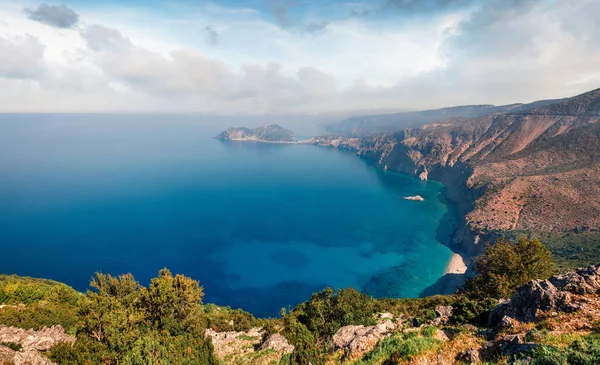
[450,296,497,325]
[0,275,80,305]
[282,317,321,365]
[530,334,600,365]
[48,269,218,365]
[0,303,79,334]
[466,237,555,299]
[354,332,440,365]
[291,287,376,343]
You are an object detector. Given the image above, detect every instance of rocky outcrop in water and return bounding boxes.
[215,125,296,143]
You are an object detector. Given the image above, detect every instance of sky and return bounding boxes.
[1,0,599,114]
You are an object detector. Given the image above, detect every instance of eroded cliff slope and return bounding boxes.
[309,88,600,256]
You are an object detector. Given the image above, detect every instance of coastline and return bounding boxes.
[444,253,467,275]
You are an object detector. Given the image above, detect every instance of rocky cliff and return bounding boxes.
[215,125,296,143]
[309,88,600,257]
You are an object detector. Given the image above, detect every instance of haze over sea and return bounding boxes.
[0,114,457,317]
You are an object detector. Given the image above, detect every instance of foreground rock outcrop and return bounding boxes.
[205,327,293,365]
[0,325,75,365]
[490,264,600,326]
[333,320,396,361]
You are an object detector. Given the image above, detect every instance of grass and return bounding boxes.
[352,331,441,365]
[0,342,22,351]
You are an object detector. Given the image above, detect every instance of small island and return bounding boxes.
[403,195,425,201]
[215,125,296,143]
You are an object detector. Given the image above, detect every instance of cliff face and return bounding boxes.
[215,125,296,142]
[309,88,600,254]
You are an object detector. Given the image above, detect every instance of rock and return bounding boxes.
[205,327,263,360]
[457,348,480,364]
[499,315,514,329]
[462,324,478,332]
[258,334,294,354]
[435,306,453,322]
[0,325,74,365]
[497,335,539,358]
[489,280,571,326]
[333,320,395,361]
[550,265,600,295]
[403,195,425,201]
[376,312,394,320]
[12,350,56,365]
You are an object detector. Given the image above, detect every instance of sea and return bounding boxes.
[0,114,458,317]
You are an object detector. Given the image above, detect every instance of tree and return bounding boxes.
[49,270,218,365]
[466,236,555,299]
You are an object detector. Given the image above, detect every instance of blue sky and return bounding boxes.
[1,0,599,113]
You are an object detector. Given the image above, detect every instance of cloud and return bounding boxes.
[304,21,329,34]
[0,35,45,79]
[81,25,234,95]
[205,25,219,46]
[341,0,600,109]
[268,0,295,29]
[384,0,476,13]
[24,3,79,28]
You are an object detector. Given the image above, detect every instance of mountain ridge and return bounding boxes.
[309,87,600,260]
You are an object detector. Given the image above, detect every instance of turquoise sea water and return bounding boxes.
[0,115,457,317]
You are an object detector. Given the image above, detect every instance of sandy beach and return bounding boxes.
[444,253,468,275]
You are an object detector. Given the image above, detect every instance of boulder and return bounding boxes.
[550,265,600,295]
[0,325,74,365]
[0,325,75,352]
[490,280,571,326]
[333,320,395,361]
[258,333,294,354]
[435,306,453,319]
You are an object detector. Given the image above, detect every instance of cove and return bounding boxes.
[0,115,458,317]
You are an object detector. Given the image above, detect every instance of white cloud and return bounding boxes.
[0,0,599,113]
[0,34,45,79]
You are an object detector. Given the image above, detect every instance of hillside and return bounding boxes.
[325,99,563,136]
[4,260,600,365]
[309,88,600,263]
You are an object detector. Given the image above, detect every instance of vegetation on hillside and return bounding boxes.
[0,236,597,364]
[465,237,555,299]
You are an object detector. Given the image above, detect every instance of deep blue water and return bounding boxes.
[0,115,457,317]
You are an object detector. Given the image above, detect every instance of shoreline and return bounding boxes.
[444,253,468,275]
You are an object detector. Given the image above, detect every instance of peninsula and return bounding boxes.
[215,124,296,143]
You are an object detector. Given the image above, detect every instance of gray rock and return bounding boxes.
[490,280,571,326]
[550,265,600,295]
[435,305,453,319]
[332,320,395,361]
[258,333,294,354]
[0,325,74,365]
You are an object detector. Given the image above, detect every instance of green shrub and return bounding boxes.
[466,237,555,299]
[291,287,376,343]
[530,334,600,365]
[48,269,218,365]
[0,275,80,305]
[450,296,497,325]
[354,332,440,365]
[0,303,79,334]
